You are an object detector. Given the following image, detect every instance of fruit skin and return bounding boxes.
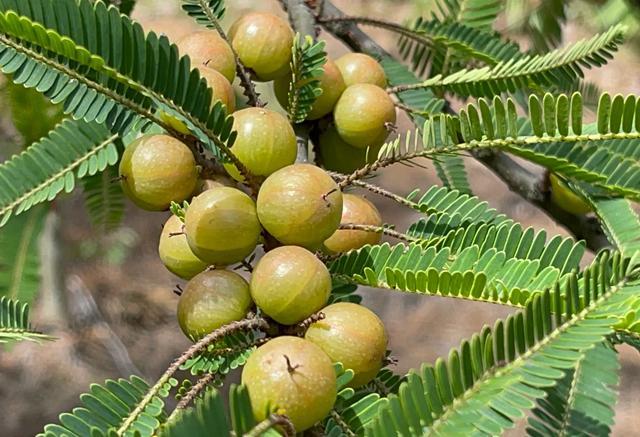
[273,59,346,120]
[223,107,297,181]
[242,336,337,431]
[158,215,209,279]
[177,31,236,82]
[184,187,261,265]
[550,173,592,215]
[177,269,252,340]
[335,53,387,88]
[119,135,198,211]
[333,84,396,149]
[197,174,235,193]
[250,246,331,325]
[305,303,388,387]
[324,194,382,253]
[228,12,294,81]
[256,164,343,248]
[318,126,381,174]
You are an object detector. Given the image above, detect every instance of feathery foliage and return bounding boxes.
[179,331,261,376]
[181,0,226,26]
[81,165,125,232]
[435,0,503,31]
[0,296,51,343]
[285,34,327,123]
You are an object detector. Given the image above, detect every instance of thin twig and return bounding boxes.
[339,223,420,244]
[327,171,416,208]
[175,372,218,410]
[329,410,356,437]
[245,414,296,437]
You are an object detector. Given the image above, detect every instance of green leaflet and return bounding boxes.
[0,295,52,344]
[81,165,125,232]
[285,34,327,123]
[181,0,226,25]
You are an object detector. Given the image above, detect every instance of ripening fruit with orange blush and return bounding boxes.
[158,215,208,279]
[318,126,380,174]
[177,270,252,341]
[242,336,337,431]
[324,194,382,253]
[176,30,236,82]
[256,164,343,248]
[305,303,388,387]
[333,84,396,148]
[335,53,387,87]
[119,135,198,211]
[223,107,296,181]
[273,59,346,120]
[229,12,294,81]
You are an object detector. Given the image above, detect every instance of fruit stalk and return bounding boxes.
[328,171,415,208]
[338,223,422,244]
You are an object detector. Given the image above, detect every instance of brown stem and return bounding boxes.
[245,414,296,437]
[330,410,356,437]
[175,373,218,410]
[339,223,421,244]
[327,171,416,208]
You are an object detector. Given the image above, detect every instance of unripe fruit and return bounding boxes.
[177,270,252,340]
[324,194,382,253]
[158,215,208,279]
[333,84,396,148]
[273,59,346,120]
[229,12,294,81]
[318,126,380,174]
[184,187,261,265]
[250,246,331,325]
[305,303,388,387]
[223,108,297,181]
[242,336,337,431]
[257,164,343,248]
[119,135,198,211]
[177,31,236,82]
[550,173,592,215]
[335,53,387,88]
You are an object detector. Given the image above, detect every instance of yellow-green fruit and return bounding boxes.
[242,336,337,431]
[305,303,388,387]
[550,173,592,215]
[256,164,343,248]
[158,215,208,279]
[184,187,261,265]
[318,126,380,174]
[335,53,387,88]
[177,270,252,340]
[273,59,346,120]
[250,246,331,325]
[223,107,296,181]
[324,194,382,253]
[229,12,294,81]
[333,84,396,148]
[119,135,198,211]
[177,30,236,82]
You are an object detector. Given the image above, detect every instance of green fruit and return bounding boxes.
[158,215,208,279]
[550,173,592,215]
[333,84,396,148]
[305,303,388,387]
[177,269,252,340]
[250,246,331,325]
[177,30,236,82]
[335,53,387,87]
[119,134,198,211]
[273,59,346,120]
[184,187,261,265]
[242,336,337,431]
[324,194,382,253]
[229,12,294,81]
[223,107,297,181]
[257,164,343,248]
[318,125,380,174]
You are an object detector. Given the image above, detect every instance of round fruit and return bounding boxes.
[256,164,343,248]
[177,30,236,82]
[228,12,294,81]
[273,59,346,120]
[333,84,396,148]
[242,336,337,431]
[158,215,208,279]
[324,194,382,253]
[119,135,198,211]
[305,303,388,387]
[177,269,252,340]
[184,187,261,265]
[250,246,331,325]
[335,53,387,88]
[318,126,380,174]
[223,108,296,181]
[550,173,592,215]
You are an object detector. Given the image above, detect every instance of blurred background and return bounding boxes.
[1,0,639,435]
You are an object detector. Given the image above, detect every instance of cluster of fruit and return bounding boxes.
[117,11,397,431]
